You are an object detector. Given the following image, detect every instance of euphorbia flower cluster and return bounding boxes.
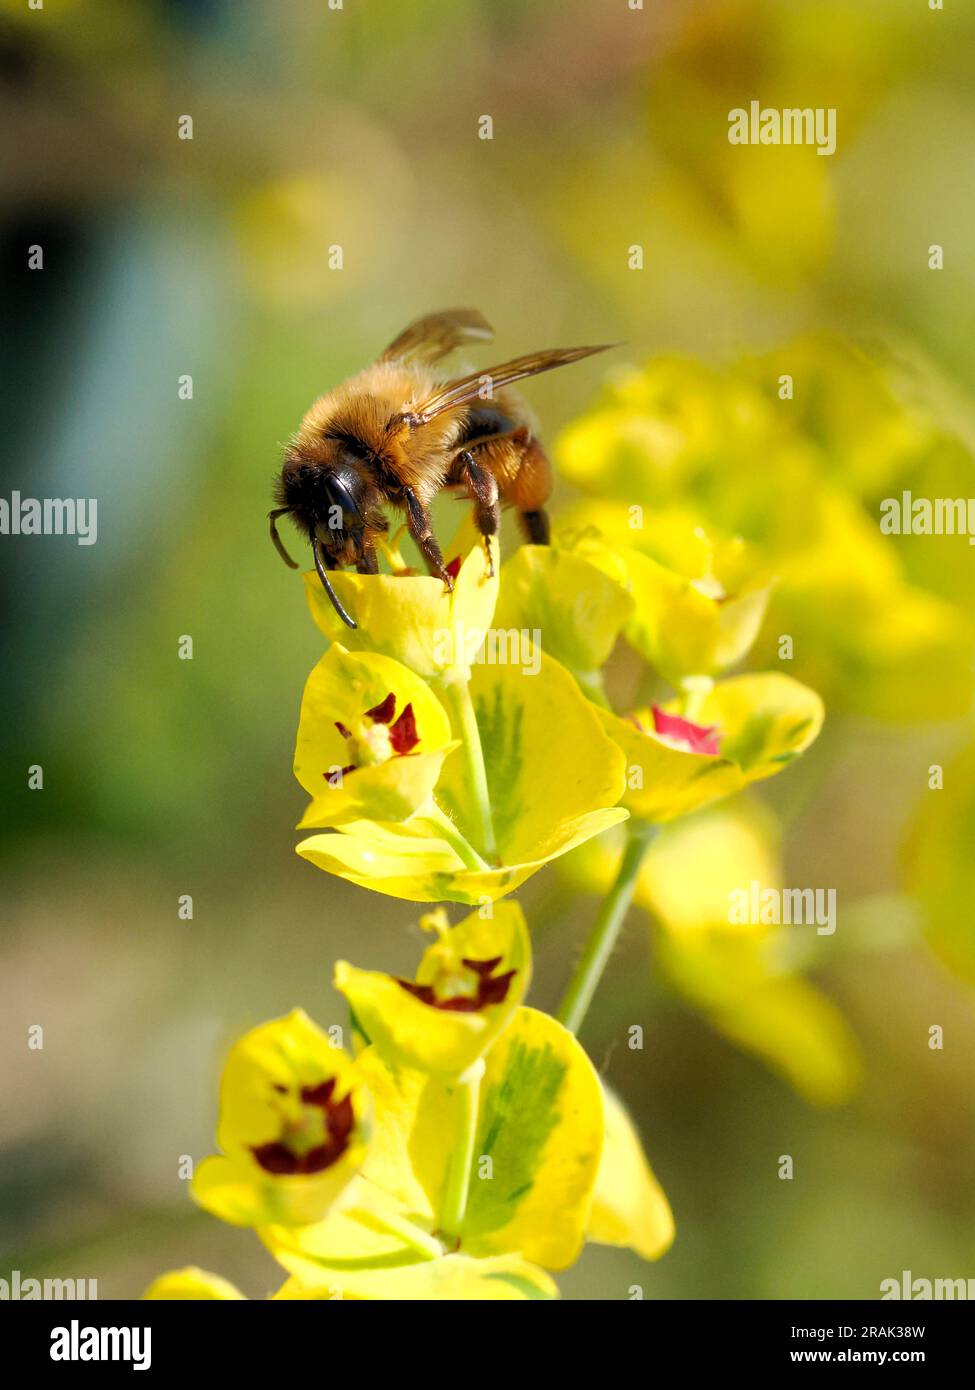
[149,371,837,1299]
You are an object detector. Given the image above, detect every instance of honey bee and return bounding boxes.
[269,308,613,628]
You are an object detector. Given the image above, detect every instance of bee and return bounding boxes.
[269,308,613,628]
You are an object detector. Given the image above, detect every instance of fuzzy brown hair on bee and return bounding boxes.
[270,309,615,628]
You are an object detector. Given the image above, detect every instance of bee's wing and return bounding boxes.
[379,308,494,365]
[409,344,616,423]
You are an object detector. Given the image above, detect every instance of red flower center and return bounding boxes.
[396,956,517,1013]
[251,1078,355,1176]
[325,690,420,785]
[650,705,721,756]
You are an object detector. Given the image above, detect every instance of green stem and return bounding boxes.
[423,800,489,872]
[438,677,498,863]
[556,823,656,1034]
[345,1205,443,1261]
[440,1059,484,1237]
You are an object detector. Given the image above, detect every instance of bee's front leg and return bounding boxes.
[355,536,379,575]
[455,450,500,578]
[403,487,452,591]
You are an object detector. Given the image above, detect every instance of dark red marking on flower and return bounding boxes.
[389,703,419,754]
[651,705,721,756]
[325,690,421,785]
[251,1141,302,1174]
[300,1079,336,1107]
[252,1077,356,1176]
[364,691,397,724]
[464,956,503,975]
[396,956,516,1014]
[445,555,463,581]
[325,764,355,786]
[461,956,515,1008]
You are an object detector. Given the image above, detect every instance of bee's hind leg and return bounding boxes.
[456,450,500,577]
[403,487,453,591]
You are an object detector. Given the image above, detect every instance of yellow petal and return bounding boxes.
[621,547,770,683]
[462,1011,603,1268]
[589,1088,674,1260]
[297,806,628,905]
[435,654,628,866]
[304,542,499,682]
[270,1257,557,1300]
[559,521,771,682]
[692,672,824,782]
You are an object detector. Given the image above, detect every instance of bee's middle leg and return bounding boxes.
[455,449,500,577]
[403,487,452,590]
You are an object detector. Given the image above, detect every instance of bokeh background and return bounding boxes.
[2,0,974,1300]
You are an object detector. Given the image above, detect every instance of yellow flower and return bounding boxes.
[601,672,824,823]
[294,644,457,828]
[297,652,628,903]
[563,522,773,685]
[294,539,628,901]
[156,940,677,1298]
[191,1010,370,1229]
[334,903,530,1077]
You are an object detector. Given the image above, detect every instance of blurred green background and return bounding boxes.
[2,0,974,1300]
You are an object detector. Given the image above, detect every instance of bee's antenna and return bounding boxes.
[268,508,299,569]
[312,534,357,630]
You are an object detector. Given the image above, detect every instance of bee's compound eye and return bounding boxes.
[325,468,363,519]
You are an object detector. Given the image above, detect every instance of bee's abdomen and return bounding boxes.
[455,405,518,446]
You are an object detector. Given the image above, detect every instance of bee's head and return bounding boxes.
[271,442,384,629]
[277,441,367,526]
